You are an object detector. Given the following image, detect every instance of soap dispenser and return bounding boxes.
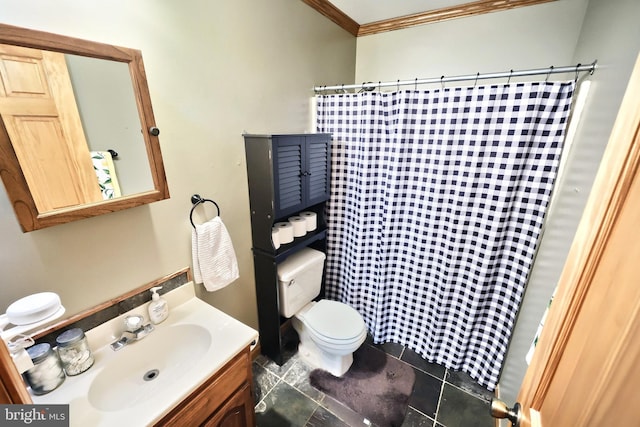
[148,286,169,324]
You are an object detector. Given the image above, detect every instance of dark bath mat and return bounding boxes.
[309,344,416,427]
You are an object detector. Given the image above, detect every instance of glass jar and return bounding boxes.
[23,343,65,395]
[55,328,94,376]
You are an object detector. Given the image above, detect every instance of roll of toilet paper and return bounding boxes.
[271,227,281,249]
[288,216,307,237]
[274,222,294,244]
[299,211,317,231]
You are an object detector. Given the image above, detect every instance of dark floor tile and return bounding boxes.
[252,362,281,403]
[408,368,442,419]
[259,346,299,378]
[255,325,301,377]
[256,380,318,427]
[306,405,351,427]
[436,384,494,427]
[364,334,406,358]
[375,341,405,358]
[401,407,434,427]
[400,348,446,379]
[255,406,293,427]
[283,357,325,402]
[444,370,493,402]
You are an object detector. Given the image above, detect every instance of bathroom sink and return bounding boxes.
[88,324,211,411]
[31,282,259,427]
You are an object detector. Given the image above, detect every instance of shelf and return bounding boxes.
[252,226,327,262]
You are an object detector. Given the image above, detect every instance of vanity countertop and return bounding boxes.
[32,282,258,427]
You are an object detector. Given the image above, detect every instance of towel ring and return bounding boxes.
[190,194,220,228]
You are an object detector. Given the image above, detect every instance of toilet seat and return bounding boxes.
[298,300,366,348]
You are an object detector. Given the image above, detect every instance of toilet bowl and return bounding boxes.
[292,299,367,376]
[277,248,367,376]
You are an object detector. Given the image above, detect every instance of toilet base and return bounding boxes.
[298,339,354,377]
[292,316,358,377]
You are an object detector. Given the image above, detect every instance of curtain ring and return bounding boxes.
[415,78,418,91]
[397,79,400,92]
[574,63,582,82]
[378,81,381,91]
[474,72,480,88]
[545,65,554,82]
[441,75,445,90]
[507,69,513,85]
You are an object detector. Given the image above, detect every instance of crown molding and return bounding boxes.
[302,0,359,36]
[303,0,557,37]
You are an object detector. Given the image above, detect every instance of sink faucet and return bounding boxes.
[110,314,154,351]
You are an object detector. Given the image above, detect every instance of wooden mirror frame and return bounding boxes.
[0,23,169,232]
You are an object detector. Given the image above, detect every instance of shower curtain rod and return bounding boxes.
[313,61,597,93]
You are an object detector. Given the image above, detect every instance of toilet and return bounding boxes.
[277,248,367,376]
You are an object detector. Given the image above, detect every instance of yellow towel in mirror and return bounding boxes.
[91,151,122,200]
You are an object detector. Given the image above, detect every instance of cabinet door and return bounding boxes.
[273,135,304,218]
[273,134,330,218]
[305,134,331,206]
[155,350,250,427]
[202,383,255,427]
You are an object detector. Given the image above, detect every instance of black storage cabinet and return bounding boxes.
[243,133,331,364]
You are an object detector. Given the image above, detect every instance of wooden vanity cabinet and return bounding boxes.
[155,347,255,427]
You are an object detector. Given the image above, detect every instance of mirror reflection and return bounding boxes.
[66,55,154,198]
[0,24,169,232]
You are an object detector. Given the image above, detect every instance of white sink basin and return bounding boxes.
[88,324,211,411]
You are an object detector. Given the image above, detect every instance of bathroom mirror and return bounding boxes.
[0,23,169,232]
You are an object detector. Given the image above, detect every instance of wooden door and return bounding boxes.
[0,44,102,212]
[511,54,640,426]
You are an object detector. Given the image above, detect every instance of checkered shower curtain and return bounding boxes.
[316,82,575,390]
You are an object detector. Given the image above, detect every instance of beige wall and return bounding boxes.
[355,0,588,84]
[0,0,356,329]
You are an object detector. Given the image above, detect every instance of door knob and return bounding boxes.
[490,398,521,427]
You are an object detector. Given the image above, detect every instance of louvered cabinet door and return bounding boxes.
[305,134,331,206]
[272,134,330,218]
[273,136,304,218]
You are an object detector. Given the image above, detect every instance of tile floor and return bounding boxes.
[252,330,496,427]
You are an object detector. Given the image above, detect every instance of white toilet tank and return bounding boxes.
[277,248,326,318]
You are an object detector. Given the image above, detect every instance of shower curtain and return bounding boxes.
[316,81,575,390]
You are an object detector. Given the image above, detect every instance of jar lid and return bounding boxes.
[26,343,52,363]
[56,328,85,347]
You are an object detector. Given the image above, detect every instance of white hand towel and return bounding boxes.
[192,217,239,291]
